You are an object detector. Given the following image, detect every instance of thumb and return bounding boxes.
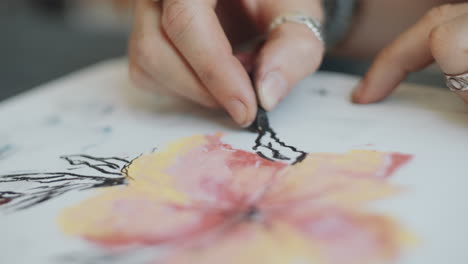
[254,0,325,111]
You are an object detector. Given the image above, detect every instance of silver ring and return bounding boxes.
[445,71,468,92]
[269,13,324,43]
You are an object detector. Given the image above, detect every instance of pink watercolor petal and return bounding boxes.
[300,151,412,179]
[165,135,286,207]
[261,151,410,209]
[383,153,412,177]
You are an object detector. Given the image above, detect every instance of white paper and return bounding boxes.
[1,58,467,264]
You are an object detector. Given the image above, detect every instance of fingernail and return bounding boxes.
[351,82,364,103]
[259,71,288,111]
[226,99,248,127]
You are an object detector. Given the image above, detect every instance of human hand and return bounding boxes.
[128,0,325,127]
[352,3,468,104]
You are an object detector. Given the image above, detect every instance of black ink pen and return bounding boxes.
[247,72,270,133]
[248,106,269,133]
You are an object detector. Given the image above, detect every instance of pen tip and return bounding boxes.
[247,107,269,133]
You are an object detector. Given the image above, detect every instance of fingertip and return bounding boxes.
[225,98,257,128]
[257,71,288,111]
[255,23,324,111]
[224,99,244,126]
[351,84,388,104]
[351,83,365,104]
[351,78,391,104]
[242,112,257,128]
[353,55,411,104]
[243,98,258,128]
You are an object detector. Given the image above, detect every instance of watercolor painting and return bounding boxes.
[0,127,413,264]
[57,134,413,264]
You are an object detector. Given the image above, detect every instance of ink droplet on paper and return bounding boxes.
[0,144,14,160]
[102,126,113,134]
[59,134,414,264]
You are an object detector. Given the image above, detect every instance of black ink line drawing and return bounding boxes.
[0,155,129,211]
[250,108,307,165]
[253,128,307,165]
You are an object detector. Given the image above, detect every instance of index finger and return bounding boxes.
[161,0,257,127]
[353,4,468,104]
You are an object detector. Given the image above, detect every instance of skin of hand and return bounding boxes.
[128,0,325,127]
[351,2,468,104]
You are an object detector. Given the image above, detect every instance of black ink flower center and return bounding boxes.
[244,206,261,221]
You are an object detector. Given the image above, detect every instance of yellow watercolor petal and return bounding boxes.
[124,134,208,204]
[331,150,385,174]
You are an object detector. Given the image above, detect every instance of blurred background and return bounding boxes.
[0,0,444,102]
[1,0,130,101]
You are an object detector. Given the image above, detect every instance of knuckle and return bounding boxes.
[297,36,323,69]
[376,46,396,64]
[426,4,454,24]
[162,0,195,42]
[429,24,451,45]
[203,100,220,109]
[132,35,159,68]
[429,23,459,56]
[296,35,315,55]
[197,63,217,83]
[192,91,219,108]
[128,62,148,89]
[375,46,411,74]
[129,63,171,95]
